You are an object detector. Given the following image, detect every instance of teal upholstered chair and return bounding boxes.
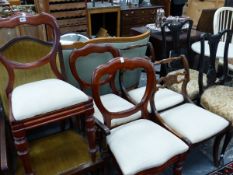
[60,31,150,94]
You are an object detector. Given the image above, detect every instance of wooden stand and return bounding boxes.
[87,2,120,37]
[34,0,88,35]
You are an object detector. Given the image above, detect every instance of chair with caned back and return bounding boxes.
[0,12,97,175]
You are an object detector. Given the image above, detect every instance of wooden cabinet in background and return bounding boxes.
[87,2,121,37]
[121,5,161,36]
[34,0,88,36]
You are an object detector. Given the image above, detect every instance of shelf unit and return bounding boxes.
[86,2,120,37]
[34,0,88,36]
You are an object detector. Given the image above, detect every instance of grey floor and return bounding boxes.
[162,140,233,175]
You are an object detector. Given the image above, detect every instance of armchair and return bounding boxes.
[160,19,206,100]
[0,13,96,175]
[124,55,231,166]
[92,57,189,175]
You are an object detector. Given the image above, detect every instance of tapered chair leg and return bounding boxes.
[213,133,225,167]
[220,130,232,163]
[173,159,184,175]
[13,129,34,175]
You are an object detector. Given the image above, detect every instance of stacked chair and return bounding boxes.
[1,12,233,175]
[124,55,231,167]
[0,13,97,175]
[69,45,189,174]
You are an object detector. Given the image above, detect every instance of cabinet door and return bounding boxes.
[121,7,156,36]
[184,0,224,26]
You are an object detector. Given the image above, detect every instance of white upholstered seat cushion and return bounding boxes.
[94,93,141,127]
[128,87,184,112]
[201,85,233,124]
[107,119,189,175]
[11,79,89,121]
[160,103,229,144]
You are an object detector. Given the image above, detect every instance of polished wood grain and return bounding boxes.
[92,57,187,175]
[154,55,231,167]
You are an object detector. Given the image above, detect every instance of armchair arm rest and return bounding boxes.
[94,118,110,136]
[0,100,9,173]
[155,55,193,103]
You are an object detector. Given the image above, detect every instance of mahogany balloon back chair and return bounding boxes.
[0,12,96,175]
[123,55,231,166]
[91,57,189,175]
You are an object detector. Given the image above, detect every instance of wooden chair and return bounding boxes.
[124,55,231,166]
[160,19,205,100]
[62,31,150,92]
[198,30,233,162]
[0,97,10,175]
[0,13,96,175]
[161,19,193,60]
[91,56,189,175]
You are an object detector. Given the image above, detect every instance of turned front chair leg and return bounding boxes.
[12,129,34,175]
[173,156,185,175]
[86,113,97,162]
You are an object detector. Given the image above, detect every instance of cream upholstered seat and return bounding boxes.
[201,85,233,123]
[0,13,97,175]
[168,69,207,100]
[160,103,229,144]
[128,87,183,112]
[136,56,230,166]
[12,79,89,121]
[107,119,189,175]
[90,57,189,175]
[94,93,141,127]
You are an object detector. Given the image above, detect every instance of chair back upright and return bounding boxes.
[198,30,233,95]
[161,19,193,59]
[92,57,156,128]
[213,7,233,42]
[0,12,62,113]
[69,43,120,96]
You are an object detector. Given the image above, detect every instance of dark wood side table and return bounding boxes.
[121,5,162,36]
[131,26,203,60]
